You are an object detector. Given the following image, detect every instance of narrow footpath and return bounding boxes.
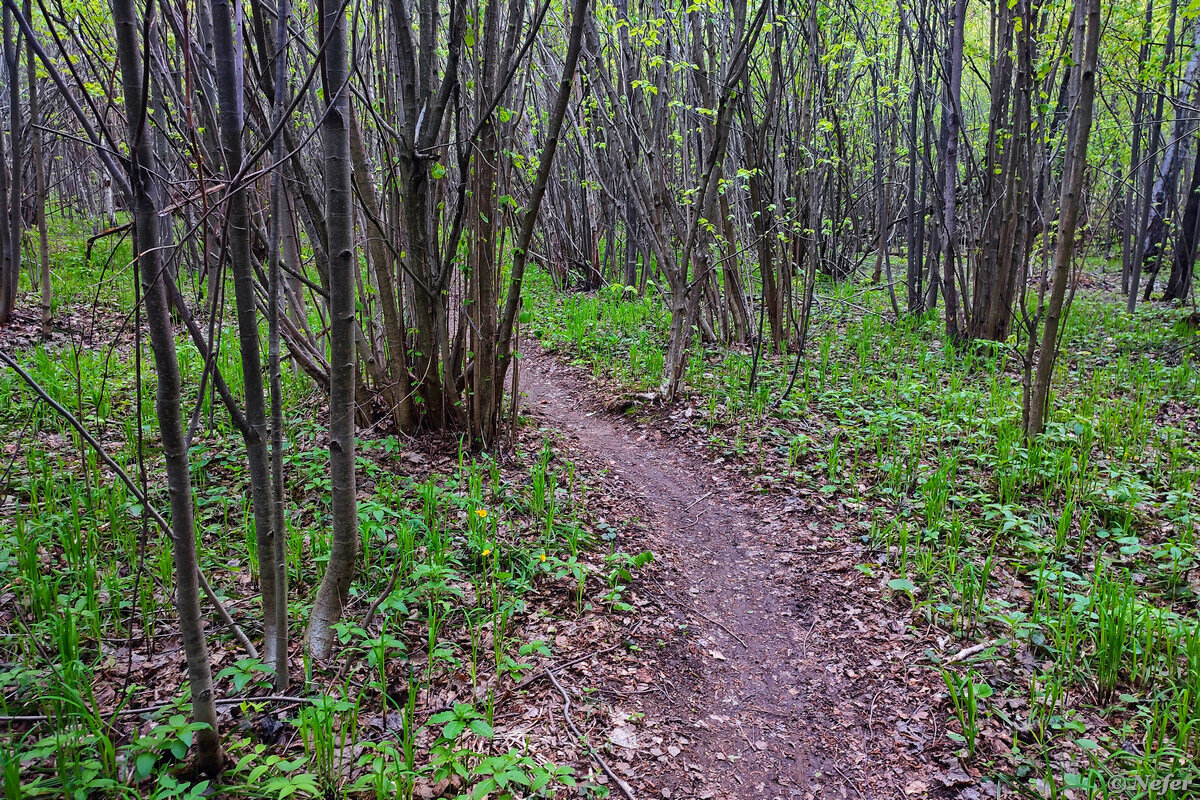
[520,345,968,800]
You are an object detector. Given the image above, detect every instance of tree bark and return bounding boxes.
[939,0,967,343]
[0,4,20,324]
[307,0,358,660]
[468,0,502,447]
[1166,134,1200,301]
[970,0,1035,342]
[264,0,292,690]
[496,0,590,392]
[1121,0,1155,295]
[111,0,222,773]
[212,0,284,678]
[1025,0,1100,438]
[26,0,47,337]
[1130,7,1193,307]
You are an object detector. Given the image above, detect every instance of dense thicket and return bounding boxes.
[2,0,1194,418]
[1,0,1192,421]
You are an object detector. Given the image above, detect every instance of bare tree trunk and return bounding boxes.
[939,0,967,343]
[1025,0,1100,438]
[1121,0,1155,294]
[388,0,467,431]
[0,4,20,324]
[902,0,927,313]
[716,169,751,342]
[1139,23,1200,300]
[970,0,1035,342]
[748,162,781,348]
[0,79,8,325]
[468,0,502,448]
[307,0,358,660]
[1166,135,1200,301]
[212,0,284,674]
[1128,0,1181,312]
[660,0,769,398]
[26,0,47,337]
[264,0,292,690]
[349,120,415,434]
[111,0,222,772]
[496,0,589,393]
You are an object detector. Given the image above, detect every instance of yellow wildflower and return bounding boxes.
[482,548,492,557]
[539,553,547,563]
[475,509,488,518]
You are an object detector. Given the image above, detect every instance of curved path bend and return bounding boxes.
[521,345,962,800]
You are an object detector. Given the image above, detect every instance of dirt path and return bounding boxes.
[520,346,967,800]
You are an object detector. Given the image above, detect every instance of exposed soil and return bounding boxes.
[520,344,976,800]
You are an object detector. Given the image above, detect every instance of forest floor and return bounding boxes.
[6,252,1196,798]
[521,344,972,800]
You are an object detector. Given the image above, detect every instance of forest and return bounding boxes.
[0,0,1197,793]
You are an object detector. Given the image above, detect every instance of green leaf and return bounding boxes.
[135,752,156,779]
[443,720,466,740]
[468,718,494,739]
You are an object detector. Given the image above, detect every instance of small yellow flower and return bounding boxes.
[475,509,488,518]
[481,548,492,557]
[539,553,547,563]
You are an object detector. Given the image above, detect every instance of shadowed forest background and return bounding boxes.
[0,0,1198,794]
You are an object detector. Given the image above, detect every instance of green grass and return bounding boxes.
[0,240,637,799]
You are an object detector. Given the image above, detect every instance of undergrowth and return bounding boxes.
[0,245,648,797]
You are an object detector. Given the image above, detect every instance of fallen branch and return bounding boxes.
[647,581,748,649]
[0,694,316,724]
[944,641,995,664]
[0,347,258,660]
[545,666,637,800]
[683,491,713,511]
[833,764,866,799]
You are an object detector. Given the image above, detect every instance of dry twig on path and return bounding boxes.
[545,666,638,800]
[648,580,748,649]
[833,764,866,798]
